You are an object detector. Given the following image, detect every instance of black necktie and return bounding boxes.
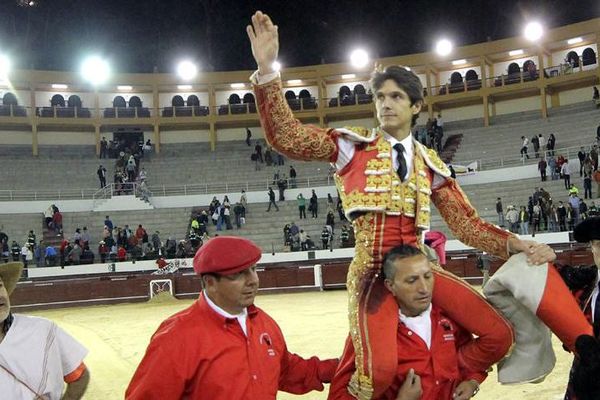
[393,143,407,182]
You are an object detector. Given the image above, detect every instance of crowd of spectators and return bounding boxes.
[413,114,444,151]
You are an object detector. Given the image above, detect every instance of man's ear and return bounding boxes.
[383,278,394,293]
[411,100,423,115]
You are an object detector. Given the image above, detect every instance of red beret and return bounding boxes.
[193,236,262,275]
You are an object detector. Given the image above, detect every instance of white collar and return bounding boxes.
[203,290,248,320]
[399,303,432,322]
[382,130,413,153]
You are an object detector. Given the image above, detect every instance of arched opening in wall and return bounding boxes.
[582,47,597,66]
[353,84,366,95]
[507,63,520,75]
[285,90,300,110]
[465,69,481,91]
[298,89,310,99]
[129,96,142,108]
[187,95,199,106]
[339,85,354,106]
[228,93,241,104]
[2,92,18,105]
[171,95,184,107]
[50,94,65,107]
[113,96,126,108]
[243,93,255,104]
[298,89,316,109]
[285,90,296,100]
[566,51,580,68]
[465,70,478,81]
[67,95,82,108]
[353,84,371,103]
[450,72,463,84]
[522,60,534,71]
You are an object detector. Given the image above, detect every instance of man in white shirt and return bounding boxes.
[0,262,89,400]
[520,136,530,160]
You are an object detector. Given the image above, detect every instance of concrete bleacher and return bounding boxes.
[0,213,44,246]
[0,141,329,191]
[450,101,599,166]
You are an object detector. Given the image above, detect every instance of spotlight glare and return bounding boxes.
[272,61,281,72]
[177,60,198,81]
[350,49,369,68]
[81,56,110,85]
[524,22,543,41]
[435,39,453,56]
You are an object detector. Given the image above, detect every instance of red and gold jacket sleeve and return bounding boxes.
[254,78,339,162]
[278,348,339,394]
[432,178,515,259]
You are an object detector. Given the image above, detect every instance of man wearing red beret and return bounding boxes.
[126,236,338,400]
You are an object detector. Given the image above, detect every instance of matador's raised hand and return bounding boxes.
[246,11,279,75]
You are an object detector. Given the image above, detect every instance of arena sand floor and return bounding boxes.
[26,290,572,399]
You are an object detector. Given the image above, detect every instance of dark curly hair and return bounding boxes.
[370,66,424,127]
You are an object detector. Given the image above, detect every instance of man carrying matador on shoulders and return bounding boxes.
[246,11,600,400]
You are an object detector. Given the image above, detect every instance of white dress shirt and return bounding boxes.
[399,304,433,349]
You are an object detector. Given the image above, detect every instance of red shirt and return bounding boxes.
[117,247,127,261]
[126,293,338,400]
[330,306,486,400]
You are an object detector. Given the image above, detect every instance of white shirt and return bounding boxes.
[590,274,600,322]
[399,305,432,349]
[0,315,88,400]
[522,137,529,147]
[561,163,570,175]
[204,291,249,336]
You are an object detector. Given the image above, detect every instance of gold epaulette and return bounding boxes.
[343,126,372,138]
[415,141,451,177]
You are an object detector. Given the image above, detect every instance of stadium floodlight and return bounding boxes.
[0,54,10,80]
[176,60,198,81]
[350,49,369,68]
[451,59,467,66]
[272,61,281,72]
[567,37,583,45]
[177,84,192,90]
[435,39,453,56]
[81,56,110,85]
[524,22,543,41]
[509,49,524,56]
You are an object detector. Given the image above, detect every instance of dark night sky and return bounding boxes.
[0,0,598,73]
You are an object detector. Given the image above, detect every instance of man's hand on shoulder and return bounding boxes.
[395,369,422,400]
[452,379,479,399]
[508,237,556,265]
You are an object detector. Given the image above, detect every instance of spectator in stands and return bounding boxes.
[538,157,547,181]
[151,231,161,255]
[73,228,82,243]
[117,245,127,262]
[520,136,529,160]
[97,165,107,188]
[10,241,19,262]
[336,197,346,222]
[68,240,82,265]
[223,196,231,208]
[548,156,558,180]
[589,201,599,217]
[264,147,273,166]
[519,206,529,235]
[547,205,558,232]
[276,151,285,166]
[233,202,244,228]
[20,243,32,268]
[569,193,582,225]
[590,145,599,170]
[496,198,504,227]
[126,155,137,182]
[44,204,54,228]
[44,245,57,266]
[60,239,71,267]
[266,187,279,212]
[580,199,589,220]
[245,127,252,146]
[254,141,263,163]
[326,211,335,235]
[138,168,147,182]
[557,201,567,231]
[27,230,36,251]
[100,136,108,158]
[240,190,248,217]
[578,147,587,176]
[567,204,576,231]
[507,204,520,232]
[289,165,297,188]
[532,202,542,235]
[539,134,546,155]
[223,206,233,230]
[35,240,45,267]
[562,159,571,190]
[176,240,187,258]
[531,134,540,158]
[297,193,306,219]
[594,168,600,197]
[321,226,331,250]
[299,229,309,251]
[198,211,209,234]
[547,133,556,156]
[277,175,287,201]
[80,227,90,247]
[283,224,290,246]
[584,160,594,199]
[135,225,147,244]
[165,237,176,258]
[593,86,599,102]
[569,184,579,197]
[309,190,318,218]
[51,209,63,236]
[327,193,335,213]
[104,215,113,233]
[340,225,350,248]
[98,241,109,263]
[81,245,94,264]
